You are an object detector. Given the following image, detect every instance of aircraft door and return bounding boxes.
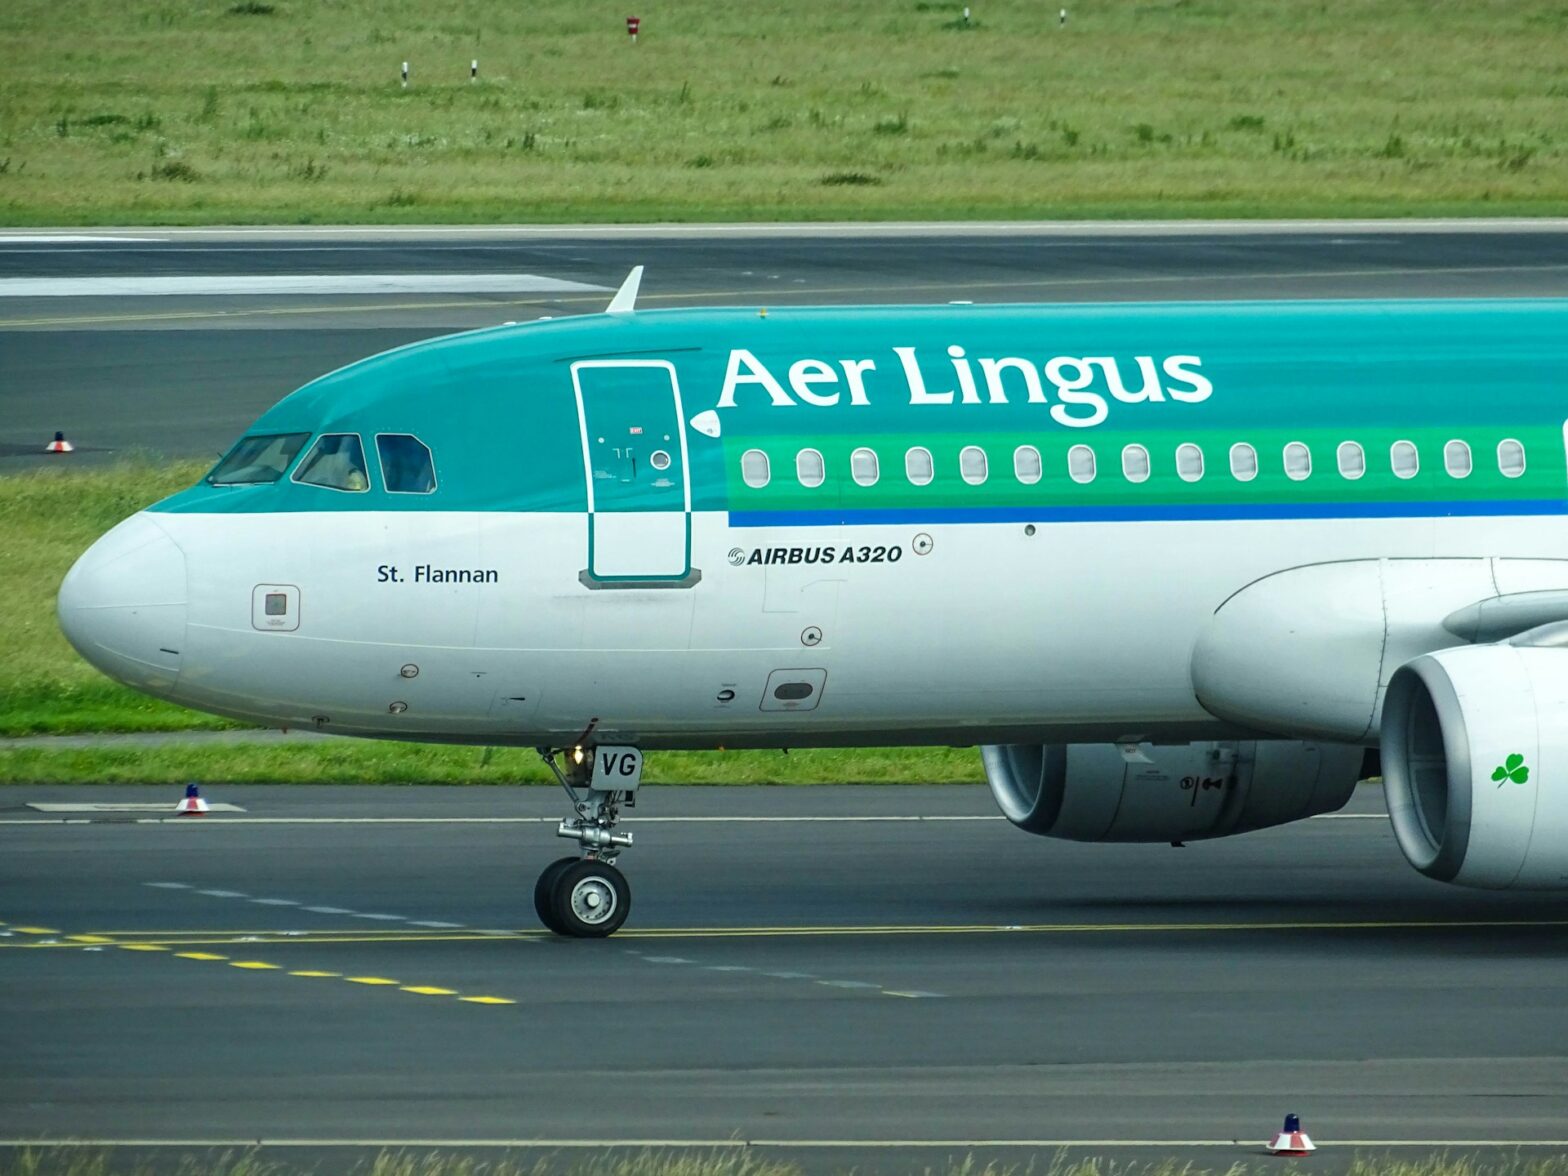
[573,360,693,583]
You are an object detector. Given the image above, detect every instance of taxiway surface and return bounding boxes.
[4,223,1568,464]
[6,225,1568,1167]
[3,782,1567,1165]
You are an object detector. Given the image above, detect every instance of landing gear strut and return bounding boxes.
[535,746,640,937]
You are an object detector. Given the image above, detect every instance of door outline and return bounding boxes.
[572,359,699,588]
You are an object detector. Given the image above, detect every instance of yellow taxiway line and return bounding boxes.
[7,915,1568,951]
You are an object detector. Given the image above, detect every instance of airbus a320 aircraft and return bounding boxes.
[59,270,1568,936]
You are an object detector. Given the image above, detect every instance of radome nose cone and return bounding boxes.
[58,513,187,694]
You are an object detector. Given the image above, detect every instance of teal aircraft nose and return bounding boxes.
[58,512,187,697]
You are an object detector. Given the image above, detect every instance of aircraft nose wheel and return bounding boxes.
[535,745,640,938]
[548,859,630,938]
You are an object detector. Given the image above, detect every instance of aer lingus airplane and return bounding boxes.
[59,270,1568,936]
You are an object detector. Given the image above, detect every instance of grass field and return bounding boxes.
[0,461,227,737]
[0,741,986,786]
[8,1153,1568,1176]
[1,0,1565,224]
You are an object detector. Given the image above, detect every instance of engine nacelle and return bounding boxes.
[1382,645,1568,889]
[981,740,1362,843]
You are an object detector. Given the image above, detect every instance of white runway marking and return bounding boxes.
[0,235,166,243]
[640,952,928,998]
[29,802,246,813]
[0,273,610,298]
[38,217,1568,239]
[144,881,453,928]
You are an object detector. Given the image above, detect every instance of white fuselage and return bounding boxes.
[64,506,1567,749]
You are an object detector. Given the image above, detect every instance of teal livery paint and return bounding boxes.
[150,298,1568,524]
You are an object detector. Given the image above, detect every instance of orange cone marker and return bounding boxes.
[174,783,209,816]
[45,431,74,454]
[1266,1113,1316,1156]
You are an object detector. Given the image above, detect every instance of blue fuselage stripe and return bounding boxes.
[726,499,1568,528]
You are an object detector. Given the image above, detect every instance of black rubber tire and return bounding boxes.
[551,859,631,938]
[533,856,580,934]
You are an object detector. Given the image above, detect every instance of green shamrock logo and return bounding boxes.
[1491,753,1530,788]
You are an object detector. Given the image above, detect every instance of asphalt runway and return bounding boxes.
[4,222,1568,465]
[3,782,1567,1170]
[6,224,1568,1168]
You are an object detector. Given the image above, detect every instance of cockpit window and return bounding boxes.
[376,433,437,494]
[207,433,310,485]
[292,433,370,492]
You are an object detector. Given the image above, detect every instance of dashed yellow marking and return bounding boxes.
[176,952,227,961]
[289,970,341,978]
[68,935,114,944]
[458,995,515,1005]
[229,961,280,970]
[12,926,59,935]
[344,976,399,986]
[117,944,168,952]
[401,985,458,996]
[61,931,516,948]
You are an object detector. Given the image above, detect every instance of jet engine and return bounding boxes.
[1381,644,1568,889]
[980,740,1363,842]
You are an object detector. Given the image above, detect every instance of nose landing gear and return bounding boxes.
[535,746,641,938]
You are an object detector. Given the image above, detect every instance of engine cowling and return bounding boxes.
[1381,645,1568,889]
[981,740,1363,842]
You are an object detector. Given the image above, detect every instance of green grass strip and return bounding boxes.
[6,1149,1568,1176]
[1,0,1566,223]
[0,461,231,738]
[0,743,985,787]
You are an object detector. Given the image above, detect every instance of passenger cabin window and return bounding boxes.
[1283,441,1312,481]
[376,433,436,494]
[1498,438,1526,478]
[1068,444,1097,484]
[293,433,370,492]
[1229,443,1258,482]
[851,447,880,487]
[905,446,935,486]
[740,449,770,489]
[1444,439,1472,478]
[1391,439,1419,479]
[960,445,988,485]
[1121,444,1150,484]
[208,432,310,485]
[1337,441,1365,480]
[1175,443,1204,483]
[1014,445,1043,485]
[796,448,825,488]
